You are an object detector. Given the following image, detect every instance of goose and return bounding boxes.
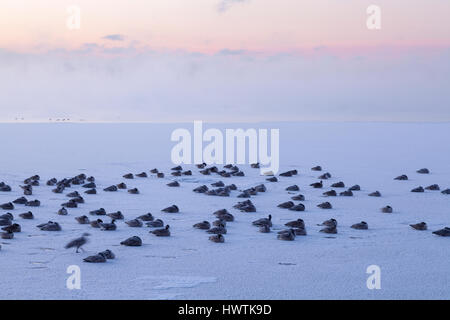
[394,174,408,180]
[104,185,118,192]
[207,224,226,235]
[2,223,21,233]
[277,229,295,241]
[320,226,337,234]
[381,206,393,213]
[83,252,107,263]
[323,190,337,197]
[85,188,97,194]
[100,220,117,231]
[340,190,353,197]
[167,181,180,187]
[117,183,127,189]
[19,211,33,220]
[278,201,294,209]
[99,249,115,259]
[411,186,424,193]
[318,219,337,228]
[311,166,322,171]
[368,191,381,197]
[123,173,134,179]
[136,172,148,178]
[13,197,28,204]
[331,181,345,188]
[285,219,305,228]
[291,194,305,201]
[289,204,305,212]
[349,185,361,191]
[209,234,225,243]
[75,215,90,224]
[266,177,278,182]
[1,231,14,239]
[432,227,450,237]
[65,233,90,253]
[128,188,139,194]
[162,205,179,213]
[137,213,154,221]
[351,221,368,230]
[125,219,143,227]
[193,221,211,230]
[89,208,106,216]
[425,184,440,191]
[410,222,427,231]
[417,168,430,174]
[146,219,164,228]
[310,181,323,189]
[151,225,171,236]
[317,202,332,209]
[252,215,272,227]
[38,221,61,231]
[107,211,124,220]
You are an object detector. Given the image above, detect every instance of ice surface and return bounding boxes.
[0,122,449,299]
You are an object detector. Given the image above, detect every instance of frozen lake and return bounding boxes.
[0,122,449,299]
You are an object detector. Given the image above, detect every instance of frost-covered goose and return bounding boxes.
[209,234,225,243]
[410,222,427,231]
[151,225,171,237]
[125,219,143,227]
[137,213,154,221]
[83,252,107,263]
[75,215,90,224]
[65,233,90,253]
[252,215,272,227]
[19,211,33,220]
[146,219,164,228]
[193,221,211,230]
[121,236,143,246]
[351,221,368,230]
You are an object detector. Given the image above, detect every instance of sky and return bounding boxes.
[0,0,449,122]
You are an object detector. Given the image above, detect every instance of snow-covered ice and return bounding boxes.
[0,122,449,299]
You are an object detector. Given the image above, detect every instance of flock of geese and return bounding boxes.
[0,164,449,263]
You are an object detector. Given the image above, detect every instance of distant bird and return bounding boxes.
[381,206,393,213]
[368,191,381,197]
[85,188,97,194]
[285,219,305,228]
[0,218,12,227]
[318,219,337,228]
[291,194,305,201]
[411,186,424,193]
[425,184,440,191]
[442,189,450,195]
[125,219,143,227]
[37,221,61,231]
[317,202,332,209]
[311,166,322,171]
[121,235,143,246]
[209,234,225,243]
[2,223,21,233]
[286,185,299,192]
[150,168,159,173]
[213,219,226,227]
[83,252,107,263]
[193,221,211,230]
[90,219,103,228]
[58,207,68,215]
[193,185,208,193]
[99,249,115,259]
[289,204,305,211]
[310,181,323,188]
[340,190,353,197]
[394,174,408,181]
[128,188,139,194]
[349,185,361,191]
[0,213,13,221]
[13,197,28,204]
[323,190,337,197]
[318,172,331,180]
[432,227,450,237]
[65,233,90,253]
[1,231,14,239]
[146,219,164,228]
[136,172,148,178]
[19,211,33,219]
[123,173,134,179]
[277,229,295,241]
[137,213,154,221]
[104,185,118,192]
[278,201,294,209]
[207,224,227,235]
[266,177,278,182]
[162,205,179,213]
[320,226,337,234]
[90,208,106,216]
[67,191,80,198]
[75,215,90,224]
[252,215,272,227]
[351,221,368,230]
[151,225,171,236]
[410,222,427,231]
[167,181,180,187]
[100,220,116,231]
[117,183,127,189]
[0,202,14,210]
[331,181,345,188]
[417,168,430,174]
[259,225,271,233]
[107,211,124,220]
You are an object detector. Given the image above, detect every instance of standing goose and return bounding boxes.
[65,233,90,253]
